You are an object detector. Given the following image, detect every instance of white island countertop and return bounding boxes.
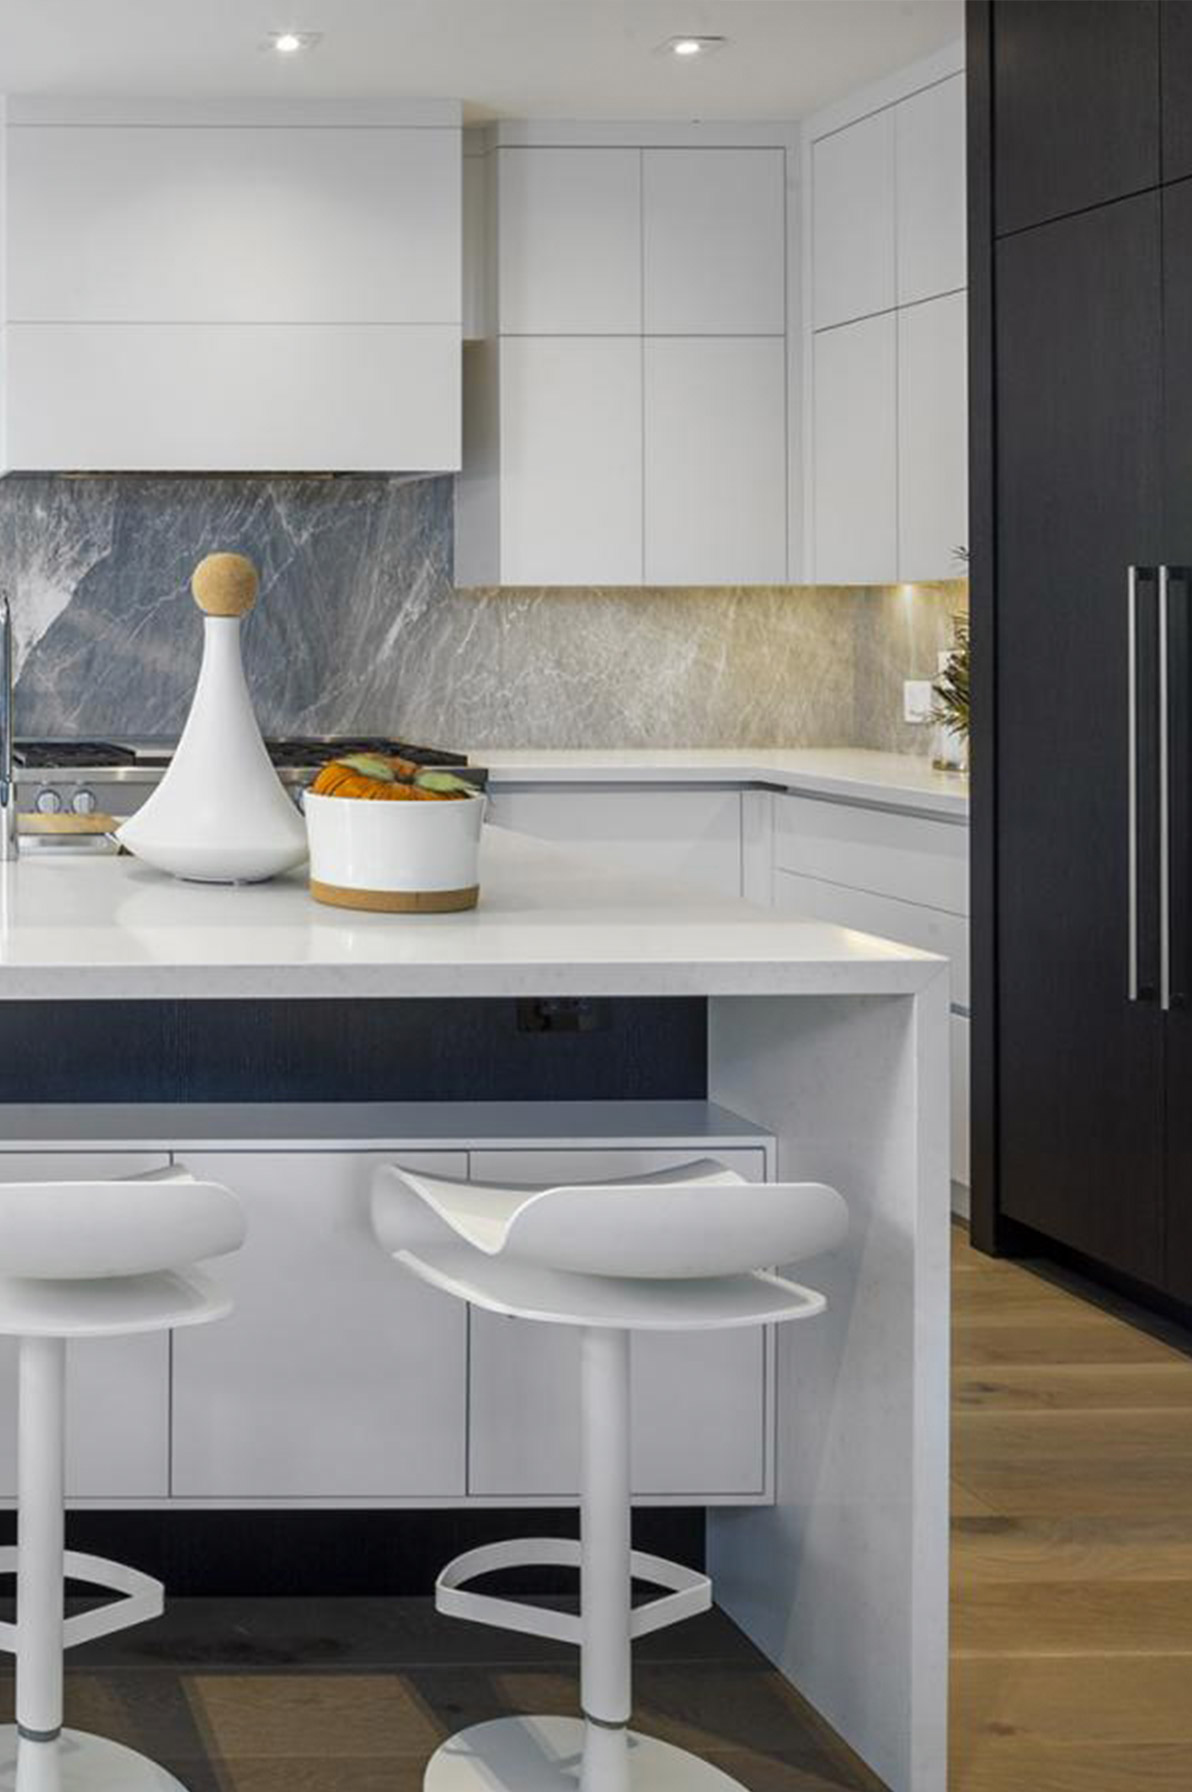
[474,746,969,820]
[0,825,945,1002]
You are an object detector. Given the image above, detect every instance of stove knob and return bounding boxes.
[72,787,97,816]
[35,788,62,815]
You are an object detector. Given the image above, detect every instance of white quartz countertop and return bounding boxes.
[0,826,945,1002]
[473,747,969,820]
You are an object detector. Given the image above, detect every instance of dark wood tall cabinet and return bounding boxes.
[971,0,1192,1309]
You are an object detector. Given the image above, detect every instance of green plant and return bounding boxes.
[932,612,970,741]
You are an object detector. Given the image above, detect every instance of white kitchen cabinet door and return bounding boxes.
[898,291,969,582]
[498,148,641,335]
[0,1153,170,1500]
[5,323,460,474]
[6,126,461,325]
[171,1152,467,1499]
[486,786,743,898]
[467,1149,770,1499]
[812,109,896,329]
[642,149,786,335]
[895,76,967,308]
[643,337,787,585]
[498,337,642,584]
[812,311,898,583]
[951,1014,971,1188]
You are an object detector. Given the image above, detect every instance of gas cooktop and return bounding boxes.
[15,737,473,772]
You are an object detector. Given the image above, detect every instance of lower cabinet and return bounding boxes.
[171,1151,468,1499]
[467,1147,770,1498]
[486,786,744,899]
[0,1152,171,1499]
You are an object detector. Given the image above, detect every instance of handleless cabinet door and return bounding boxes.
[992,1,1160,235]
[644,337,787,585]
[467,1148,770,1499]
[643,149,786,335]
[995,194,1164,1284]
[497,148,641,335]
[896,75,967,306]
[0,1153,171,1500]
[498,337,643,584]
[897,291,969,582]
[812,109,896,329]
[6,126,461,325]
[812,311,897,583]
[171,1151,467,1499]
[1162,5,1192,185]
[1161,178,1192,1300]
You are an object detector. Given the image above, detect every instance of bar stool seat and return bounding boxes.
[373,1156,847,1792]
[0,1164,244,1792]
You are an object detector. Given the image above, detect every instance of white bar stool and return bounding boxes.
[372,1156,847,1792]
[0,1164,245,1792]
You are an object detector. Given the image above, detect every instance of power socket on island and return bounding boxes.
[903,679,935,725]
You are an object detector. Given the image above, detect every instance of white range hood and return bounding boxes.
[0,95,462,474]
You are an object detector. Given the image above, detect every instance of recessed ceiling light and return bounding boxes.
[659,35,727,59]
[266,30,321,55]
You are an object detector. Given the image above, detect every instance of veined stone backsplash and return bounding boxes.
[0,472,965,752]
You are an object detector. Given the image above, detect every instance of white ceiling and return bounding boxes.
[0,0,962,122]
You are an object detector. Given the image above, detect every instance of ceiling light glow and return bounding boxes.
[267,30,321,55]
[659,35,728,59]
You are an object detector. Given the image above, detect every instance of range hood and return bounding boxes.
[0,95,463,476]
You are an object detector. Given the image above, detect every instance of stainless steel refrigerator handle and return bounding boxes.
[1129,567,1140,1001]
[1160,565,1172,1013]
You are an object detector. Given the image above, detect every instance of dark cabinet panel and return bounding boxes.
[1163,178,1192,1297]
[1163,3,1192,185]
[995,195,1166,1283]
[993,1,1160,235]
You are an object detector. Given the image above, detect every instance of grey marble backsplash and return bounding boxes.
[0,472,965,752]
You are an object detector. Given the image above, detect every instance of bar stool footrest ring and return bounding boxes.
[435,1537,711,1646]
[0,1547,164,1655]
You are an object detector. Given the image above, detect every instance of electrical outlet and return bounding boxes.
[903,679,935,725]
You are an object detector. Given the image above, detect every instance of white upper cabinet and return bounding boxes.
[644,337,787,584]
[643,149,786,335]
[6,125,460,323]
[497,147,641,334]
[1,100,463,472]
[812,311,898,584]
[457,128,793,587]
[498,337,643,584]
[895,76,967,306]
[812,109,896,329]
[897,290,969,582]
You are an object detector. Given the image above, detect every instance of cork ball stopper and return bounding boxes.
[192,552,259,618]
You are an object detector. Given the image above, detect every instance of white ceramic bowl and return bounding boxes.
[304,789,486,913]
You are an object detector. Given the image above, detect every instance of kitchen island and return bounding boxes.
[0,829,949,1792]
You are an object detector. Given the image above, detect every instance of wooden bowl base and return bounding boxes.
[310,879,480,914]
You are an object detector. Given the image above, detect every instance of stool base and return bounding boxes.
[424,1717,749,1792]
[0,1728,190,1792]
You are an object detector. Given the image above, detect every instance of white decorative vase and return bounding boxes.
[117,553,308,884]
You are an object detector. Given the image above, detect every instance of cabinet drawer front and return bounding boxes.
[487,786,743,899]
[952,1013,970,1188]
[773,792,969,915]
[5,323,461,473]
[8,125,461,325]
[0,1152,170,1500]
[772,869,969,1009]
[467,1147,769,1500]
[172,1151,468,1500]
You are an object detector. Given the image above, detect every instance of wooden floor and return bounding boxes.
[951,1221,1192,1790]
[3,1227,1191,1790]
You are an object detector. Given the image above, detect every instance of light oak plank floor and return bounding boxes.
[951,1222,1192,1790]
